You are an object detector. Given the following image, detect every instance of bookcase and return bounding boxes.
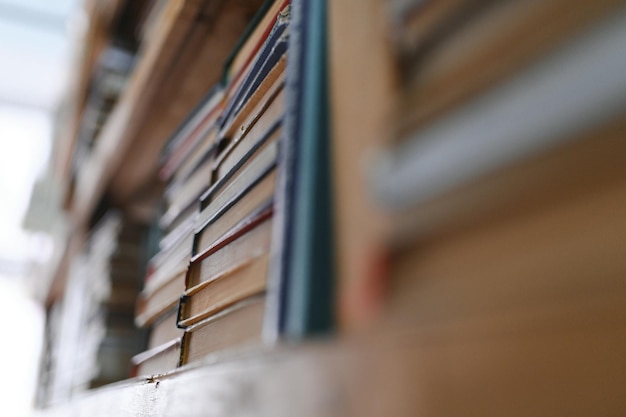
[34,0,626,415]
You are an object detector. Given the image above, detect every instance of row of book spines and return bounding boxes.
[389,0,622,135]
[132,210,271,374]
[135,67,285,328]
[173,63,285,364]
[158,0,290,184]
[157,77,283,251]
[133,0,291,373]
[135,190,277,367]
[135,196,274,330]
[133,131,281,373]
[132,294,266,377]
[367,1,626,269]
[132,119,281,375]
[158,23,287,240]
[141,108,280,374]
[175,63,286,333]
[141,28,287,305]
[138,105,274,315]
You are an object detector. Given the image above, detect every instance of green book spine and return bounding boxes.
[283,0,334,337]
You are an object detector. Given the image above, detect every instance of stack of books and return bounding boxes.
[131,0,292,374]
[87,215,147,388]
[49,213,147,403]
[131,87,225,376]
[178,0,290,365]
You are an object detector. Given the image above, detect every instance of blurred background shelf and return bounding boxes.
[35,318,626,417]
[46,0,265,304]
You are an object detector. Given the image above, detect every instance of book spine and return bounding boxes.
[268,0,335,340]
[263,0,306,342]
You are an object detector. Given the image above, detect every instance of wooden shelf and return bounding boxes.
[34,315,626,417]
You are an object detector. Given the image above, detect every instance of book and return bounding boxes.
[219,4,290,128]
[160,86,224,181]
[196,169,276,257]
[135,269,186,327]
[148,307,183,349]
[197,129,280,231]
[171,125,219,189]
[136,0,295,370]
[221,60,286,144]
[159,194,198,236]
[188,214,273,289]
[385,141,626,348]
[279,0,334,337]
[222,0,291,84]
[157,207,196,254]
[178,252,268,327]
[216,83,285,182]
[221,24,289,132]
[180,296,266,365]
[145,234,192,290]
[164,156,213,213]
[132,12,285,373]
[48,213,148,400]
[131,338,181,377]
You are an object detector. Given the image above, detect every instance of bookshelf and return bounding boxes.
[35,0,626,415]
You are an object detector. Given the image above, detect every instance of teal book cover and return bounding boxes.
[279,0,335,338]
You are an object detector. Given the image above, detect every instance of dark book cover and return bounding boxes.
[267,0,334,339]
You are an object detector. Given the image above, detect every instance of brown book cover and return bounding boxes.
[148,307,183,349]
[328,0,395,329]
[158,206,196,253]
[131,338,181,377]
[151,226,194,272]
[197,124,280,229]
[178,253,269,327]
[159,197,198,237]
[136,268,186,327]
[180,296,265,365]
[196,169,276,257]
[188,204,273,287]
